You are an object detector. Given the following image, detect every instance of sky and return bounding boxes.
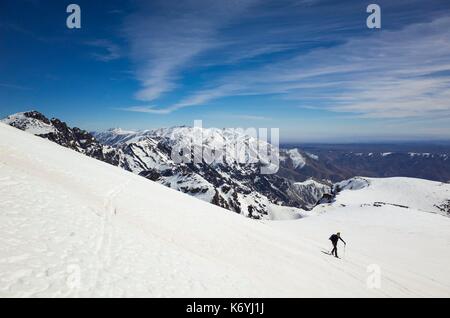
[1,0,450,142]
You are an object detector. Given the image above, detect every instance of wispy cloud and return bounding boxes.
[231,115,272,121]
[86,39,122,62]
[0,83,32,91]
[119,0,450,120]
[116,105,172,115]
[152,15,450,118]
[122,0,259,102]
[120,84,241,114]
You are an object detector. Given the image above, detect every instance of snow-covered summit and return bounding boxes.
[283,148,306,169]
[1,111,127,168]
[1,111,57,135]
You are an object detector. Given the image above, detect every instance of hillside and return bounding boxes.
[1,122,450,297]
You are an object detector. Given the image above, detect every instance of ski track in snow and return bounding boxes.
[1,122,450,297]
[91,181,128,297]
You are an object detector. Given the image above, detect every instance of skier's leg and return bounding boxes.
[333,244,338,257]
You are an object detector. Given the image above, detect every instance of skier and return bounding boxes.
[329,232,346,258]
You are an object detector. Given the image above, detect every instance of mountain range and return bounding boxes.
[2,111,449,220]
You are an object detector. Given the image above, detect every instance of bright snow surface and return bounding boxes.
[1,123,450,297]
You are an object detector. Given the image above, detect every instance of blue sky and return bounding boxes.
[1,0,450,142]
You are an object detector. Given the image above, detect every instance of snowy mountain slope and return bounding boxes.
[91,128,143,146]
[1,111,129,169]
[271,206,450,297]
[1,122,450,297]
[3,112,328,219]
[334,177,450,216]
[271,178,450,297]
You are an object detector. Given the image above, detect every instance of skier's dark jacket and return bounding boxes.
[329,234,346,245]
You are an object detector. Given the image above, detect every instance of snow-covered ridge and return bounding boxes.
[1,111,128,169]
[95,125,280,166]
[92,128,151,146]
[305,152,319,161]
[342,151,449,160]
[1,111,57,135]
[332,177,450,216]
[335,177,371,191]
[292,179,332,207]
[409,152,448,160]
